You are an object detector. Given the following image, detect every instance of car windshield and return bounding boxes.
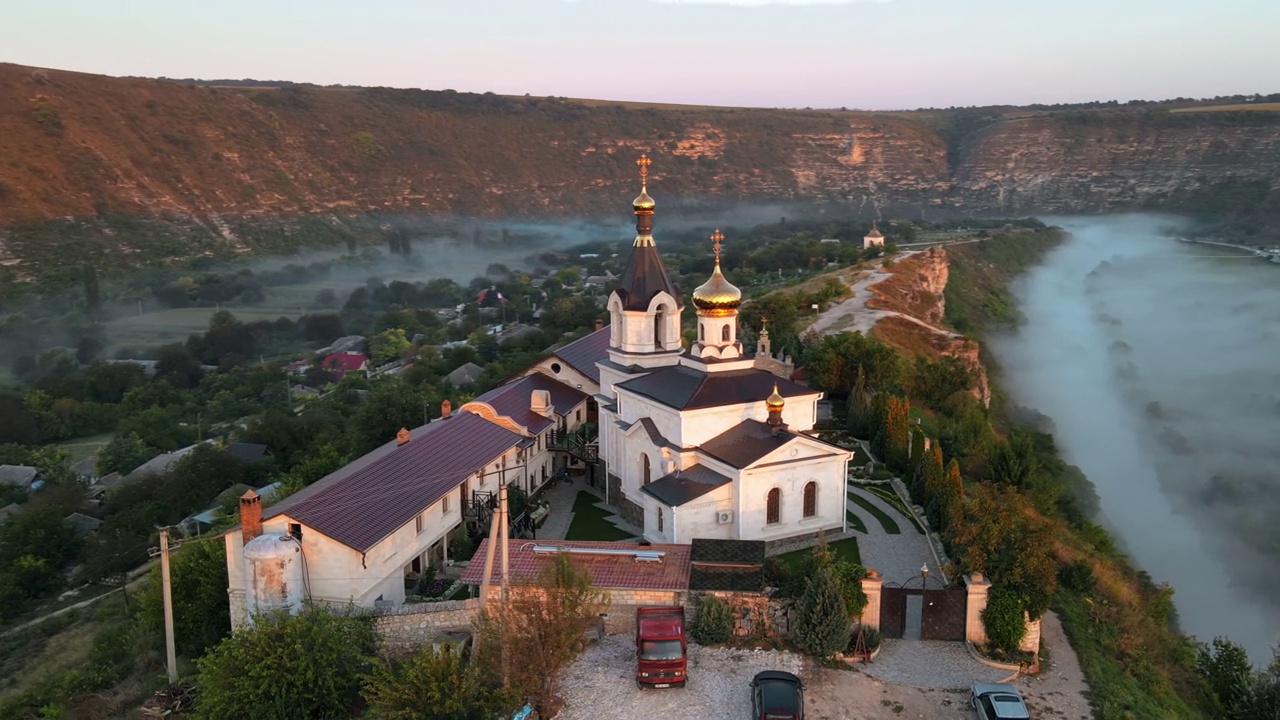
[990,694,1029,718]
[761,682,798,715]
[639,640,683,660]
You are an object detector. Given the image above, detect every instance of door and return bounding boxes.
[880,587,908,639]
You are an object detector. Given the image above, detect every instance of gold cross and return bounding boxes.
[710,228,724,262]
[636,154,651,182]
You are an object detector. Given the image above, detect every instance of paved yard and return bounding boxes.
[847,487,936,586]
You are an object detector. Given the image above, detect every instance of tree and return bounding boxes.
[805,332,902,396]
[791,565,850,657]
[911,355,973,408]
[981,586,1028,654]
[989,432,1039,489]
[845,364,872,437]
[0,505,82,621]
[136,539,231,657]
[922,444,945,527]
[948,484,1057,619]
[906,425,927,497]
[370,328,411,366]
[1196,636,1252,713]
[194,606,378,720]
[97,432,156,476]
[361,643,515,720]
[883,395,911,473]
[691,594,734,645]
[473,552,610,716]
[937,459,964,533]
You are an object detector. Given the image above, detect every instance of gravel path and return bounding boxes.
[557,634,803,720]
[861,639,1011,689]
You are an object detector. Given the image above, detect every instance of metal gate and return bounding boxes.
[880,586,908,639]
[921,585,967,641]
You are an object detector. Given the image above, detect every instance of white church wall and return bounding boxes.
[679,399,820,448]
[640,484,735,544]
[737,455,846,542]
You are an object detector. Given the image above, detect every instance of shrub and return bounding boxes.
[361,643,515,720]
[1058,559,1097,595]
[847,624,881,654]
[982,586,1028,653]
[829,561,869,618]
[691,594,734,645]
[791,566,850,657]
[194,606,378,720]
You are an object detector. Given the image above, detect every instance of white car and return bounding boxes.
[970,683,1030,720]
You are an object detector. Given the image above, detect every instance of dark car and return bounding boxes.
[751,670,804,720]
[970,682,1030,719]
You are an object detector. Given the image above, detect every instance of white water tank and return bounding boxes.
[243,533,304,622]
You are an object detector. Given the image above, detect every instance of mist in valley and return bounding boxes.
[989,213,1280,662]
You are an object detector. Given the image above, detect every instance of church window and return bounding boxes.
[654,308,665,349]
[699,323,705,342]
[803,482,817,518]
[766,488,780,524]
[721,324,730,342]
[642,454,651,484]
[658,508,664,533]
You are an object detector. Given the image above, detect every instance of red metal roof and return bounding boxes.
[460,539,691,591]
[551,326,611,384]
[470,373,588,433]
[265,412,523,552]
[323,352,367,372]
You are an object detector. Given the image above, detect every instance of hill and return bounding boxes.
[1,62,1279,280]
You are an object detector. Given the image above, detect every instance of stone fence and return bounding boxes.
[372,599,480,654]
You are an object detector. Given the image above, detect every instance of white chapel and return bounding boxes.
[597,155,852,547]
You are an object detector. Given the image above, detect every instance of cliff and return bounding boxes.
[865,248,992,407]
[1,62,1278,276]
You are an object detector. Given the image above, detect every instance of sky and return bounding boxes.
[4,0,1277,109]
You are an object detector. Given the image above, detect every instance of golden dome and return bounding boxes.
[691,229,741,316]
[766,383,785,409]
[633,186,656,211]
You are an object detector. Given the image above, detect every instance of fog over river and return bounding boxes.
[989,214,1280,663]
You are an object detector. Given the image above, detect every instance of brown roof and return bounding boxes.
[460,539,691,591]
[470,373,589,434]
[551,326,611,384]
[699,420,844,469]
[617,366,819,411]
[266,412,524,552]
[640,465,732,507]
[612,243,683,312]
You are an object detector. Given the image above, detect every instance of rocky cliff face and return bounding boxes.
[867,248,992,407]
[1,63,1277,272]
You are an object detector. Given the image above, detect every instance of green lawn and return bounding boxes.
[57,433,114,464]
[776,536,862,567]
[864,485,925,534]
[851,445,872,466]
[846,510,868,534]
[564,491,633,541]
[847,490,901,534]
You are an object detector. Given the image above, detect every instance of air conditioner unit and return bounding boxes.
[716,511,733,525]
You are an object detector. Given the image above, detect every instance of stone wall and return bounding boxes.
[689,591,790,639]
[228,589,247,632]
[373,599,480,655]
[762,527,847,557]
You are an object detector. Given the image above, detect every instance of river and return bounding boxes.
[988,214,1280,663]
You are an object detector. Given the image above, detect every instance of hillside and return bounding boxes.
[1,62,1279,277]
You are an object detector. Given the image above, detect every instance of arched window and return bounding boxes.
[721,324,730,342]
[642,454,651,485]
[654,308,665,349]
[658,508,664,533]
[699,323,705,342]
[766,488,780,524]
[803,481,817,518]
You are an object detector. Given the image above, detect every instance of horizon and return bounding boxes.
[4,0,1278,110]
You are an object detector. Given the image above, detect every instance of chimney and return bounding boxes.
[240,490,262,544]
[396,427,411,446]
[594,319,604,331]
[441,399,452,418]
[531,389,552,417]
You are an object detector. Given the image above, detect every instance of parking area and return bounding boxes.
[556,623,1092,720]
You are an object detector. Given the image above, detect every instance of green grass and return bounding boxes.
[57,433,114,464]
[850,444,871,467]
[846,490,901,534]
[564,491,633,541]
[845,510,868,534]
[863,485,925,534]
[775,536,862,568]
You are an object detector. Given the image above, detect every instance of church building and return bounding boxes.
[598,155,851,548]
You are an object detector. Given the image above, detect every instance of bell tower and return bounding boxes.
[690,229,743,360]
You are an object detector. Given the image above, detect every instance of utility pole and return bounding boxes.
[156,528,180,685]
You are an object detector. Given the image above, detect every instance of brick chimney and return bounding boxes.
[441,399,452,418]
[239,490,262,544]
[594,318,604,331]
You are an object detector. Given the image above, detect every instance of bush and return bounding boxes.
[1058,559,1097,595]
[982,586,1028,654]
[136,539,230,658]
[361,643,515,720]
[194,606,378,720]
[691,594,734,645]
[791,566,850,657]
[847,624,881,654]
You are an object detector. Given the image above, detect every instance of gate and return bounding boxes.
[880,586,908,639]
[921,585,967,641]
